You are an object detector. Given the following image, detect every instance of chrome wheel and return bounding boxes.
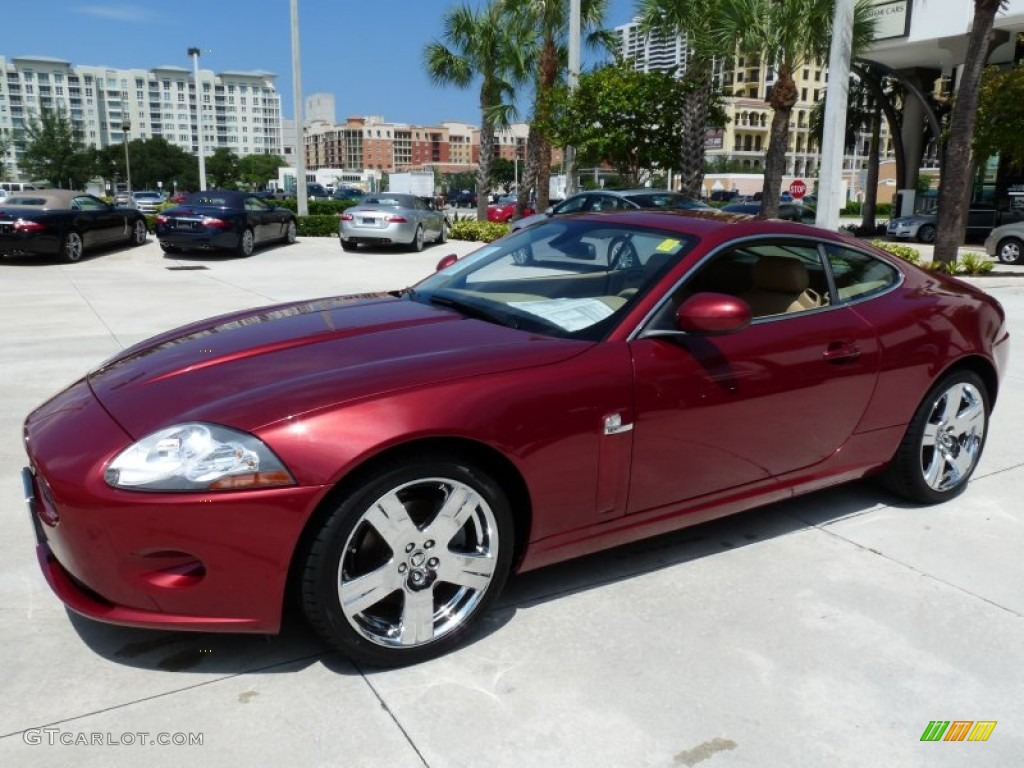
[997,237,1022,265]
[918,380,986,493]
[340,477,499,649]
[238,228,255,257]
[884,370,989,503]
[63,232,84,262]
[302,458,513,666]
[131,220,148,245]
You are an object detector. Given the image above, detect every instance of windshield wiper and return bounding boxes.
[426,293,521,329]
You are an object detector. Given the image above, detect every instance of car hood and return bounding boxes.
[87,294,584,438]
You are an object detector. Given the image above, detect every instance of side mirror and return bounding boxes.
[435,253,459,271]
[544,206,554,216]
[674,293,751,335]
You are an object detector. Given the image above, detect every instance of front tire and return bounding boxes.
[284,219,297,244]
[996,236,1023,265]
[301,456,514,667]
[883,370,989,503]
[237,228,255,257]
[62,231,84,263]
[438,220,448,244]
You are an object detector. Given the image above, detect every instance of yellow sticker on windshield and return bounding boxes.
[655,238,680,253]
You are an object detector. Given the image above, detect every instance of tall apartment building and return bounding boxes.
[0,54,283,181]
[615,17,691,74]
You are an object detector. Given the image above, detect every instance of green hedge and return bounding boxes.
[843,202,892,216]
[449,220,510,242]
[275,199,359,215]
[296,215,339,237]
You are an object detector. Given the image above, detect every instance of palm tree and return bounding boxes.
[933,0,1008,265]
[504,0,609,217]
[710,0,876,218]
[424,2,530,220]
[636,0,724,199]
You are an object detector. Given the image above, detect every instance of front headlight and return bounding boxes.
[104,423,295,491]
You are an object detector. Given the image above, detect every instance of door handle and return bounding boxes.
[822,341,861,362]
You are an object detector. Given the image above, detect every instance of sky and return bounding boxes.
[1,0,638,125]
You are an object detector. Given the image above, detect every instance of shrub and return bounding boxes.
[296,215,339,237]
[144,214,158,233]
[450,220,509,242]
[869,239,921,264]
[957,251,995,275]
[276,198,358,215]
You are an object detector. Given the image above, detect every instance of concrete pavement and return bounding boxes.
[1,235,1021,767]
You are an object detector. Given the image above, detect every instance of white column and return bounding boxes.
[815,0,854,231]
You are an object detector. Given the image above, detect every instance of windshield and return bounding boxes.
[413,219,696,340]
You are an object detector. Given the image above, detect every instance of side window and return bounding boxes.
[555,195,589,215]
[825,245,899,302]
[72,196,106,211]
[245,196,268,211]
[685,242,828,319]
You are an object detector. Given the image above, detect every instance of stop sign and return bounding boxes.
[789,179,807,199]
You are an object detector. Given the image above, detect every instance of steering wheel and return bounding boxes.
[608,235,638,270]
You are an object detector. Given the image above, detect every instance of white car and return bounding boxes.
[984,220,1024,265]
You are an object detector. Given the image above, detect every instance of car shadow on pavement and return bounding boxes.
[65,479,896,675]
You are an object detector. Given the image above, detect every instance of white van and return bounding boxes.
[0,182,42,202]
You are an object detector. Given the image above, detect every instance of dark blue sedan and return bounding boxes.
[156,190,297,257]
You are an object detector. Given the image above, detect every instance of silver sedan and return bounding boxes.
[339,193,447,252]
[984,219,1024,265]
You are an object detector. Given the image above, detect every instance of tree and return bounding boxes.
[504,0,609,216]
[710,0,876,218]
[547,63,694,185]
[490,156,517,192]
[637,0,727,199]
[21,107,96,188]
[0,132,12,181]
[425,1,530,220]
[205,148,240,188]
[934,0,1008,264]
[98,136,200,192]
[238,153,287,190]
[972,63,1024,200]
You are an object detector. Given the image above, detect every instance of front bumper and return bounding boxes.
[22,380,325,633]
[886,225,917,240]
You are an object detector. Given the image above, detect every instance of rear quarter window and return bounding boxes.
[826,245,900,302]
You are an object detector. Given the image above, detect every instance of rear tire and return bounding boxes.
[341,239,357,252]
[996,236,1023,265]
[159,242,179,254]
[917,223,936,244]
[301,455,514,667]
[237,228,255,257]
[62,231,84,263]
[882,370,989,504]
[410,226,424,252]
[130,219,148,246]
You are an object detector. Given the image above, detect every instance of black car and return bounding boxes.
[155,190,297,257]
[721,201,818,224]
[0,190,148,263]
[510,188,716,232]
[332,187,365,202]
[450,190,478,208]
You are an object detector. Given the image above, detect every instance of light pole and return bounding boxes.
[290,0,308,216]
[188,47,208,190]
[564,0,581,197]
[122,119,132,197]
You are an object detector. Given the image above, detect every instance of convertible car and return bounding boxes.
[22,211,1007,667]
[155,190,297,257]
[0,190,148,262]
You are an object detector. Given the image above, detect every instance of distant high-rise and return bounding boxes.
[0,54,283,181]
[615,17,690,75]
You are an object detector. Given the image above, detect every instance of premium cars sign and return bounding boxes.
[868,0,911,40]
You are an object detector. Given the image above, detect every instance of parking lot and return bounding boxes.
[1,235,1022,767]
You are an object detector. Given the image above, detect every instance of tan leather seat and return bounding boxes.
[740,256,819,317]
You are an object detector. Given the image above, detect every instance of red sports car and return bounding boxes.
[487,197,535,223]
[22,211,1008,667]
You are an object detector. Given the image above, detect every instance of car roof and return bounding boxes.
[0,189,88,210]
[183,190,246,206]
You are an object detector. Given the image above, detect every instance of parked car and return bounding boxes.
[0,189,148,263]
[450,190,477,208]
[131,190,166,214]
[887,203,1005,244]
[511,189,715,232]
[307,183,331,201]
[721,201,818,224]
[332,187,365,202]
[155,190,297,257]
[487,195,535,223]
[984,219,1024,264]
[22,211,1007,667]
[339,192,447,252]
